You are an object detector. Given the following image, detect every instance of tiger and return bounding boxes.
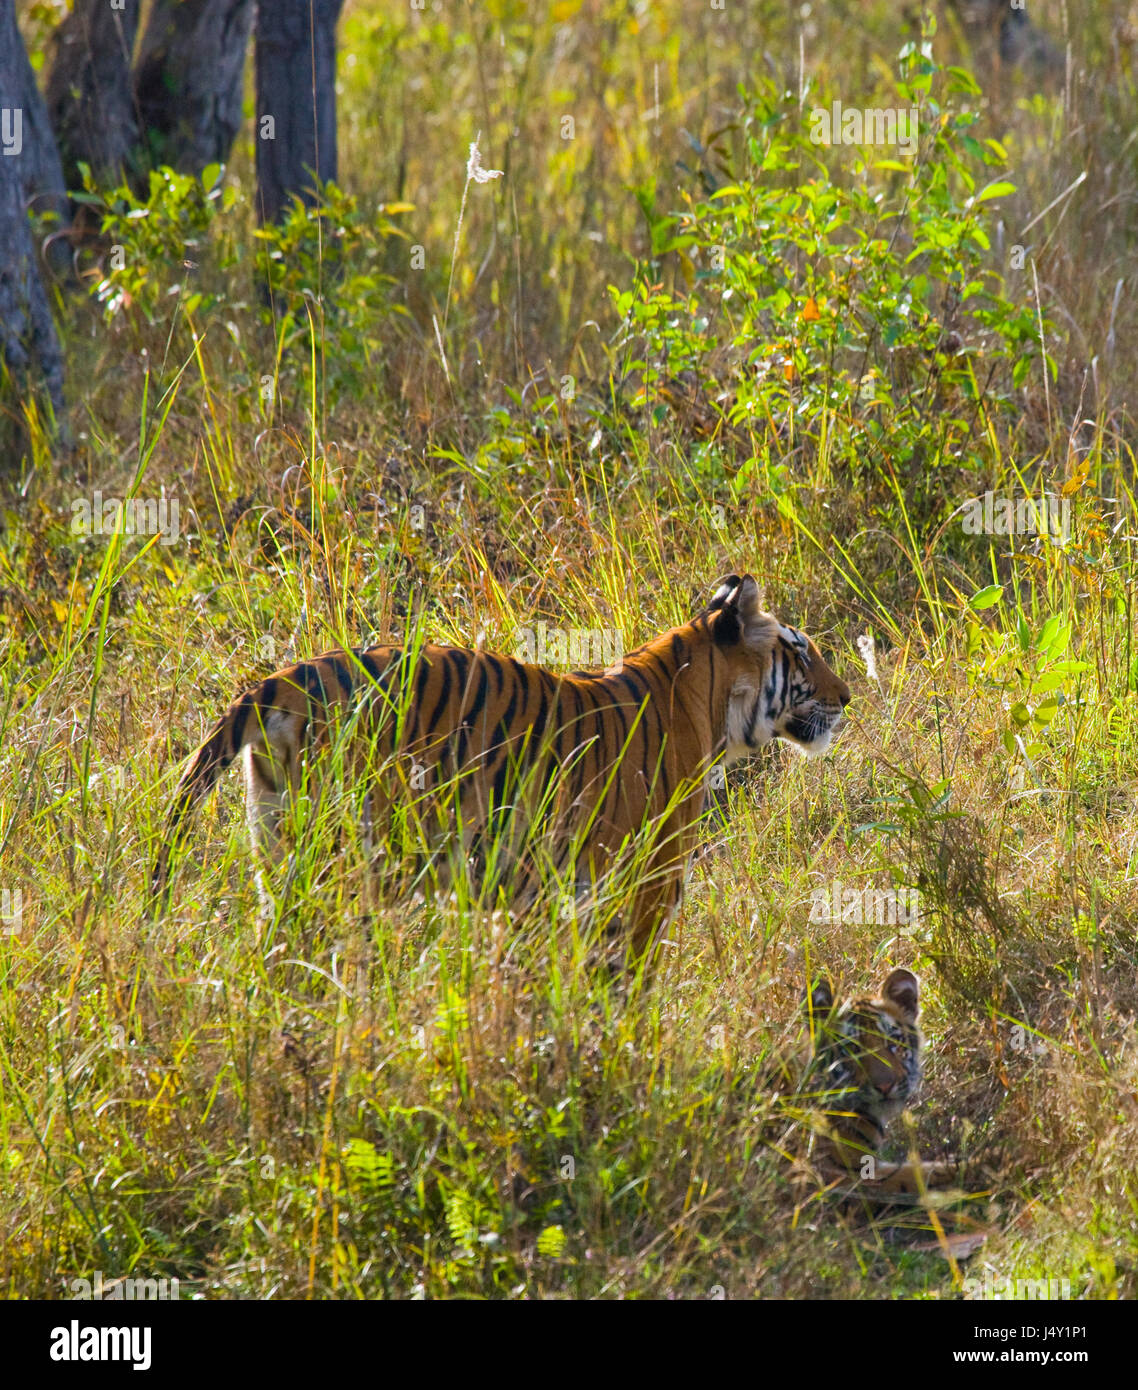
[150,573,851,956]
[802,968,958,1198]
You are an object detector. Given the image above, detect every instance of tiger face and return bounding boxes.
[707,575,851,762]
[809,967,923,1142]
[801,968,959,1197]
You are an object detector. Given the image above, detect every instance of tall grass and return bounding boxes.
[1,0,1136,1299]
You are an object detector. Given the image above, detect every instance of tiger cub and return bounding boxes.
[150,573,850,953]
[805,968,957,1197]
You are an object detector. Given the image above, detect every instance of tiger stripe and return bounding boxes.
[150,573,850,957]
[808,969,959,1198]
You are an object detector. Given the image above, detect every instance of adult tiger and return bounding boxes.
[804,968,957,1197]
[150,573,850,952]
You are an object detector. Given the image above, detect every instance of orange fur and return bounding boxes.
[151,574,850,954]
[808,969,957,1197]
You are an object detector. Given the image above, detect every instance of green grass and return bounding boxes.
[2,0,1137,1299]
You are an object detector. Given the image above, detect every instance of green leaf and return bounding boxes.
[969,584,1003,610]
[1032,699,1060,727]
[946,66,983,95]
[1010,702,1031,727]
[1040,622,1070,659]
[1036,615,1061,653]
[1017,615,1031,653]
[973,180,1017,204]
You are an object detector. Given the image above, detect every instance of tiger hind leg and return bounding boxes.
[244,743,292,918]
[625,860,686,973]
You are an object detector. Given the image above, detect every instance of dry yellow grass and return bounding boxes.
[1,0,1136,1300]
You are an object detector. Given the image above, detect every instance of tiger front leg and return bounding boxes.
[862,1157,959,1196]
[824,1140,960,1201]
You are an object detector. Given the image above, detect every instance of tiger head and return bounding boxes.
[808,968,923,1135]
[706,574,851,761]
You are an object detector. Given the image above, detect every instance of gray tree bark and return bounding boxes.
[0,0,66,420]
[946,1,1064,79]
[4,3,67,222]
[254,0,344,224]
[133,0,253,179]
[43,0,141,192]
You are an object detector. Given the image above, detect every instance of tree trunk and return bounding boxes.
[254,0,344,224]
[133,0,253,180]
[946,1,1063,81]
[3,2,68,223]
[0,0,66,419]
[44,0,141,193]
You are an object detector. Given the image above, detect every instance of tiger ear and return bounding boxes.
[709,573,764,644]
[710,572,761,613]
[808,975,834,1015]
[881,968,919,1021]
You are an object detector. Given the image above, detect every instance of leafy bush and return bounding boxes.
[83,162,235,331]
[252,183,412,402]
[609,29,1048,522]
